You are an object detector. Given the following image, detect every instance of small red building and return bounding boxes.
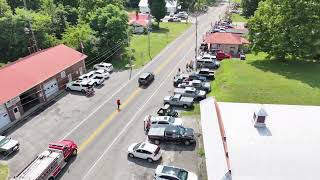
[128,12,151,33]
[0,44,87,131]
[203,32,249,55]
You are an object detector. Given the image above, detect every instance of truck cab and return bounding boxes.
[48,139,77,159]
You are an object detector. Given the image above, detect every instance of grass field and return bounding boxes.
[232,0,241,3]
[0,164,8,180]
[211,53,320,105]
[231,13,248,23]
[130,22,191,68]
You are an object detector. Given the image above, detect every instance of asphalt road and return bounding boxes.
[7,2,228,180]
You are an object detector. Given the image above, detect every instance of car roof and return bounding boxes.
[99,62,112,66]
[95,69,105,73]
[0,136,6,141]
[173,94,181,98]
[200,68,210,71]
[165,125,179,133]
[151,116,171,122]
[163,104,171,109]
[139,72,152,79]
[185,87,195,91]
[80,79,92,84]
[192,80,201,83]
[139,142,158,152]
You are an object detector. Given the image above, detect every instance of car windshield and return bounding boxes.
[133,143,141,151]
[178,170,188,180]
[0,137,10,147]
[178,126,185,135]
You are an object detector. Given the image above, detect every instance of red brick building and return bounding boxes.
[0,44,87,131]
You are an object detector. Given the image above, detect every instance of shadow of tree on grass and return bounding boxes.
[249,59,320,89]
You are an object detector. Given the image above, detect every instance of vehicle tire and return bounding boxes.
[164,103,170,106]
[72,149,77,156]
[66,87,71,91]
[94,82,98,87]
[183,104,188,109]
[154,140,160,145]
[184,140,190,145]
[81,89,86,94]
[48,177,55,180]
[147,158,153,163]
[128,153,134,158]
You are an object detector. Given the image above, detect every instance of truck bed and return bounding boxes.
[148,127,166,137]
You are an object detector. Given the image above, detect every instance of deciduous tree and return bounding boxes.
[148,0,166,28]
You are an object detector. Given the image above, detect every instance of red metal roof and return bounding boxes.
[204,32,249,45]
[128,13,151,27]
[0,44,87,105]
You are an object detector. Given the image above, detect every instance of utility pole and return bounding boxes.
[23,0,39,52]
[194,0,198,71]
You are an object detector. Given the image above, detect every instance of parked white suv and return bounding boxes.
[127,142,162,162]
[144,115,183,126]
[93,63,114,72]
[78,71,104,86]
[154,165,198,180]
[66,80,94,93]
[0,136,19,155]
[94,69,110,79]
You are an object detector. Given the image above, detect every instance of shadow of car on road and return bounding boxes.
[127,155,160,169]
[159,142,196,152]
[54,155,77,180]
[0,149,20,160]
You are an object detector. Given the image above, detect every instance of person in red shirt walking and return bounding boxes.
[116,99,121,111]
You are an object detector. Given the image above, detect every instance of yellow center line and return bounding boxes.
[78,31,197,154]
[78,88,141,153]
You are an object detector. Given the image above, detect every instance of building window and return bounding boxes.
[61,71,66,78]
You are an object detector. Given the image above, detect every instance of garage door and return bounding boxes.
[0,104,11,129]
[43,78,59,98]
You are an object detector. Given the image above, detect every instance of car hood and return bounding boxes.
[164,96,171,101]
[173,118,183,126]
[188,171,198,180]
[184,128,194,137]
[203,82,211,88]
[198,90,206,96]
[127,143,138,153]
[1,139,19,150]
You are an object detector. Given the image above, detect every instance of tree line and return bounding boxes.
[243,0,320,60]
[0,0,128,63]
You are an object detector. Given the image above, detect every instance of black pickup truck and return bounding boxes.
[147,125,195,145]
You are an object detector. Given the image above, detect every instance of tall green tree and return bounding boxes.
[62,24,99,56]
[0,8,57,61]
[241,0,261,17]
[7,0,42,11]
[148,0,166,28]
[249,0,320,60]
[89,4,128,53]
[0,0,11,17]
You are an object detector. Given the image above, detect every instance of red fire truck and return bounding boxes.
[12,140,77,180]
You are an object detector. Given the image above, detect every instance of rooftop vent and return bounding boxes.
[253,107,268,128]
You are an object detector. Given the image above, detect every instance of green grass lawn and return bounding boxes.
[0,164,8,180]
[211,53,320,105]
[232,0,241,3]
[130,22,191,68]
[231,13,248,23]
[0,63,4,67]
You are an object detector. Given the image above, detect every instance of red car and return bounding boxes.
[216,50,232,60]
[49,139,78,159]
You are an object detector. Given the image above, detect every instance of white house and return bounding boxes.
[138,0,150,14]
[139,0,177,14]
